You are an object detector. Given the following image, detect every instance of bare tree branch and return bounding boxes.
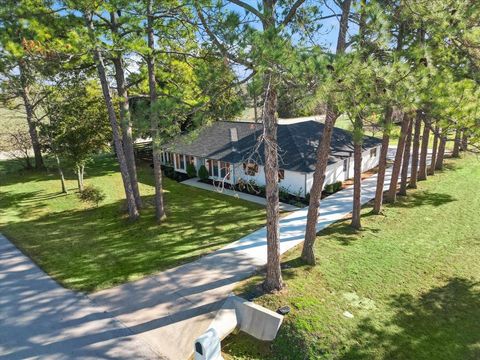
[282,0,307,26]
[228,0,264,20]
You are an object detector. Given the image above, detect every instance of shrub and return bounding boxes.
[198,165,209,181]
[78,185,106,207]
[333,181,343,192]
[163,165,175,179]
[279,186,290,202]
[186,163,197,178]
[325,183,335,193]
[173,171,189,182]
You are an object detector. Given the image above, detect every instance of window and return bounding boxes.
[186,155,195,165]
[278,169,285,181]
[370,147,377,158]
[220,161,230,180]
[175,154,185,170]
[207,159,219,177]
[243,162,258,176]
[343,159,348,172]
[161,152,172,165]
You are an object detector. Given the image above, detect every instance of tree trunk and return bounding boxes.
[336,0,352,54]
[77,165,84,192]
[147,0,166,223]
[428,125,439,176]
[301,107,338,264]
[461,129,468,151]
[56,155,67,194]
[452,128,461,157]
[409,111,422,188]
[417,115,430,181]
[18,61,44,170]
[110,12,142,210]
[253,92,258,123]
[112,55,142,210]
[301,0,351,265]
[435,133,447,171]
[386,113,411,203]
[351,134,362,230]
[373,107,393,214]
[262,75,283,292]
[84,11,139,221]
[399,118,413,196]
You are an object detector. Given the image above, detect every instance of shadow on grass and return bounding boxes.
[341,277,480,360]
[395,190,457,208]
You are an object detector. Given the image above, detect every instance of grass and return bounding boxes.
[0,155,266,292]
[223,155,480,360]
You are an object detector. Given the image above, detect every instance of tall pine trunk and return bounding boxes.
[428,125,439,175]
[112,56,142,210]
[409,111,422,188]
[452,128,461,157]
[84,11,139,221]
[386,113,410,203]
[373,107,393,214]
[301,0,351,265]
[351,122,363,230]
[301,107,338,264]
[399,118,413,196]
[262,75,283,292]
[147,0,166,222]
[435,133,447,171]
[19,61,44,169]
[417,115,430,181]
[110,12,142,210]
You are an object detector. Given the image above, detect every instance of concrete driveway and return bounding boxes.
[0,235,162,360]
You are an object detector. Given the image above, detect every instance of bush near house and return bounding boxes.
[186,163,197,178]
[198,165,209,181]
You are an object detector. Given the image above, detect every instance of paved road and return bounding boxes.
[0,236,162,360]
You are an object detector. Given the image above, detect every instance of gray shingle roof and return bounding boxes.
[164,120,382,173]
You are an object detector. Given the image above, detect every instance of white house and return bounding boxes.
[161,120,382,198]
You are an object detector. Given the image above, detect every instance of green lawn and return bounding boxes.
[223,155,480,360]
[0,156,266,292]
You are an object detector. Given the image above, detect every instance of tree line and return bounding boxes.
[1,0,479,292]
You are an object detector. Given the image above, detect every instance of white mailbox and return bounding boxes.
[194,328,223,360]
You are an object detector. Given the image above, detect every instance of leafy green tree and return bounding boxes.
[0,0,57,169]
[43,81,111,192]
